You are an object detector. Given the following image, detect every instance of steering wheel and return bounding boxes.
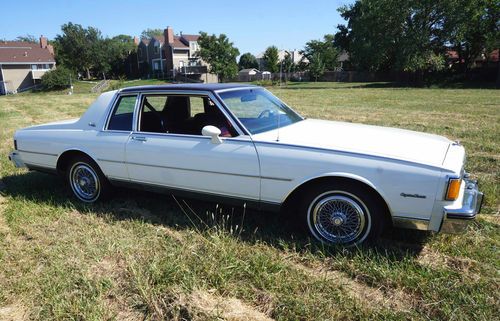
[257,109,274,118]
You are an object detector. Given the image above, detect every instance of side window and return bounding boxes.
[107,95,137,131]
[138,94,236,137]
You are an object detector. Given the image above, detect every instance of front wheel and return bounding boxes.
[300,182,385,246]
[67,156,110,203]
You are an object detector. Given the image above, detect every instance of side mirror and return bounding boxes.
[202,125,223,144]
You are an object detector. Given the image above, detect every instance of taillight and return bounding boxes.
[445,178,461,201]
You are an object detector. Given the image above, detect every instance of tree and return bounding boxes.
[16,34,37,43]
[334,0,499,77]
[54,23,104,79]
[308,53,325,81]
[140,28,163,39]
[238,52,259,70]
[262,46,279,73]
[196,32,240,82]
[301,34,339,70]
[41,67,74,90]
[281,52,295,82]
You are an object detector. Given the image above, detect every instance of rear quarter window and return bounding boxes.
[107,95,137,131]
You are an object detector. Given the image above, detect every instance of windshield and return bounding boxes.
[218,88,303,134]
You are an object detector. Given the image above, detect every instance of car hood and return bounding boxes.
[252,119,452,168]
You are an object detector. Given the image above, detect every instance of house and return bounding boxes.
[135,27,217,83]
[0,36,55,94]
[238,68,261,81]
[256,49,308,71]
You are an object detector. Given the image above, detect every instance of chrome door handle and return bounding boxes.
[131,136,147,142]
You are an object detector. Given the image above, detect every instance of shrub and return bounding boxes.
[41,67,73,91]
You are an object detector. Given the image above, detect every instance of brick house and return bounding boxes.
[0,36,56,94]
[135,27,217,82]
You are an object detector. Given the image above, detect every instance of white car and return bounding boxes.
[9,84,483,246]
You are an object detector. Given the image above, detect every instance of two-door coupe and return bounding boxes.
[9,84,483,246]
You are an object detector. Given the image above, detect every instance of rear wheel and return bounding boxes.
[299,181,385,246]
[66,156,110,203]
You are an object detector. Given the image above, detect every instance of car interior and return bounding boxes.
[139,95,237,137]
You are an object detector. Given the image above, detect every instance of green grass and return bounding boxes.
[0,82,498,320]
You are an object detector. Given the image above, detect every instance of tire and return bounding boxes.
[299,181,385,247]
[66,155,111,203]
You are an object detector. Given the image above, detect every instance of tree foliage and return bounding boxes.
[262,46,279,73]
[302,34,339,70]
[16,34,37,43]
[41,67,74,90]
[54,23,137,79]
[197,32,240,82]
[54,23,103,78]
[308,53,325,81]
[334,0,499,74]
[140,28,164,39]
[238,52,259,70]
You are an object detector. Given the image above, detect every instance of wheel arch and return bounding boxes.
[282,173,393,225]
[56,149,100,176]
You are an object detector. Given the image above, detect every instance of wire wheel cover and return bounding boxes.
[70,163,99,201]
[312,194,366,243]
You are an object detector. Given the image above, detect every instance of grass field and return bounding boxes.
[0,82,498,320]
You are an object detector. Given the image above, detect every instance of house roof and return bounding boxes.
[181,34,200,42]
[239,68,260,74]
[140,38,150,45]
[152,35,165,44]
[173,36,189,49]
[0,41,55,64]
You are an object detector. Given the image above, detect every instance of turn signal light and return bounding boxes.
[445,178,461,201]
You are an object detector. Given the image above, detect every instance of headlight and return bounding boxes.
[445,178,462,201]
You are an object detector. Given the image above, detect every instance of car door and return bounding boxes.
[93,94,137,180]
[124,92,261,201]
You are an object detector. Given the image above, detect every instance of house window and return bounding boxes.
[154,43,160,54]
[154,61,160,70]
[31,65,38,70]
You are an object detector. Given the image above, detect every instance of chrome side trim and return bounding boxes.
[392,216,430,231]
[17,149,58,157]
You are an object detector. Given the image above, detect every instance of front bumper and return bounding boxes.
[441,178,483,234]
[8,151,26,168]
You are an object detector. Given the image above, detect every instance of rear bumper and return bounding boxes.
[8,151,25,168]
[440,178,483,234]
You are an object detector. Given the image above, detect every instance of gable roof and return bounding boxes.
[152,35,165,44]
[0,41,55,64]
[173,36,189,49]
[181,34,199,42]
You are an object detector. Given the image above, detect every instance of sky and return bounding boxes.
[1,0,353,55]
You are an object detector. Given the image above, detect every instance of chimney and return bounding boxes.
[133,36,139,45]
[164,26,174,44]
[40,35,48,48]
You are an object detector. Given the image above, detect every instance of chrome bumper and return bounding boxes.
[441,178,483,234]
[8,151,25,168]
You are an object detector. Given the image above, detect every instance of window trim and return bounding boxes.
[104,94,139,132]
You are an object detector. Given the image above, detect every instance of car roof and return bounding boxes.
[119,83,258,93]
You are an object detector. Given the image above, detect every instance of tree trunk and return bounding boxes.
[86,68,91,80]
[496,62,500,89]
